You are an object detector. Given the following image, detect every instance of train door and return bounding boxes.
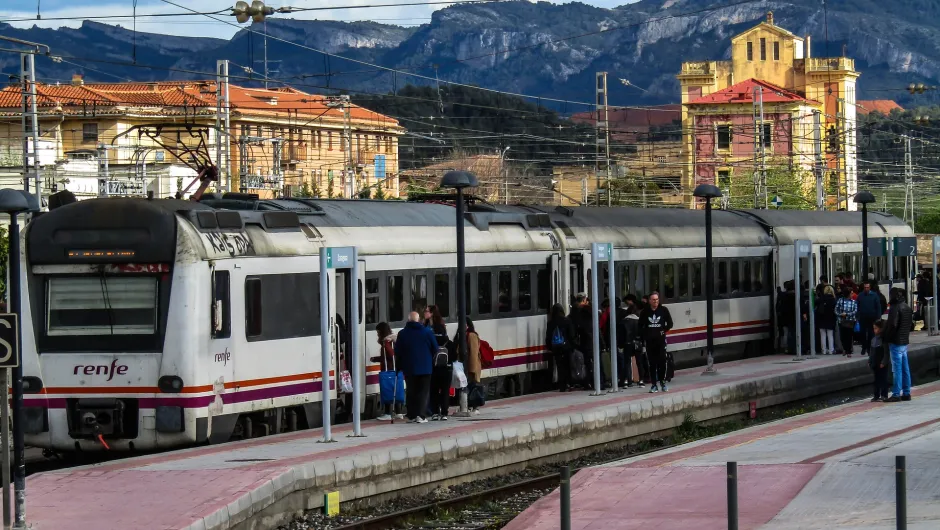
[330,259,367,418]
[208,264,235,443]
[570,253,584,305]
[549,254,561,308]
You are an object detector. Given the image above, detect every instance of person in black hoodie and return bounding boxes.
[638,291,673,393]
[617,304,645,388]
[869,319,890,402]
[426,305,453,420]
[546,304,577,391]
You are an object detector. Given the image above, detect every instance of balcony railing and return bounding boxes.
[681,61,712,75]
[806,57,855,72]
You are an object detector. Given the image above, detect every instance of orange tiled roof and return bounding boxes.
[0,81,398,127]
[856,100,903,115]
[687,78,817,105]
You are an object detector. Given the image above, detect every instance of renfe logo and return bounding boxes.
[74,360,129,381]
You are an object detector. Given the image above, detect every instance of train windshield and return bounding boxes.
[46,276,158,336]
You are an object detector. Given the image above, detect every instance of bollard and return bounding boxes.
[896,456,907,530]
[560,466,571,530]
[727,461,738,530]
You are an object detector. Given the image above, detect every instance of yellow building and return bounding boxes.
[677,11,859,209]
[0,79,403,199]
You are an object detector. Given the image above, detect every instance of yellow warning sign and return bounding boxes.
[324,491,340,517]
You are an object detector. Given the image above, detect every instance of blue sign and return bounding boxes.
[326,247,355,269]
[374,154,386,180]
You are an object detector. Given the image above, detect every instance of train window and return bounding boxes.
[743,261,752,292]
[618,264,631,297]
[411,274,428,313]
[518,270,532,311]
[692,261,703,297]
[387,275,404,323]
[663,263,675,300]
[754,259,766,292]
[212,270,231,339]
[730,261,741,294]
[498,271,512,313]
[478,272,493,314]
[678,263,689,300]
[537,268,550,312]
[647,264,660,297]
[633,265,645,296]
[47,276,158,337]
[434,273,450,318]
[717,261,728,296]
[365,276,380,325]
[245,278,262,338]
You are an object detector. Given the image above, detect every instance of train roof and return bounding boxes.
[731,209,913,244]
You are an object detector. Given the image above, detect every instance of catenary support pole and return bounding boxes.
[318,249,333,442]
[590,246,602,395]
[455,186,470,415]
[349,247,362,437]
[808,248,816,357]
[794,243,802,359]
[9,213,24,529]
[607,245,618,392]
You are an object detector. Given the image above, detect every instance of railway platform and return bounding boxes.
[506,374,940,530]
[26,335,940,530]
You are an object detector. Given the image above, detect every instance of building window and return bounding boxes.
[82,123,98,143]
[746,41,753,61]
[717,170,731,188]
[717,125,732,150]
[773,41,780,61]
[762,122,772,148]
[760,38,766,61]
[656,155,666,165]
[328,132,333,151]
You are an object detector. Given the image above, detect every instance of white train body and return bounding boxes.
[18,196,914,451]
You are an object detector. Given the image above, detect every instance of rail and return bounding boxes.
[806,57,855,72]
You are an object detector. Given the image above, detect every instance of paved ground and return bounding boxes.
[506,378,940,530]
[22,335,940,530]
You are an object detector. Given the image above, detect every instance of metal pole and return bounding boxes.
[896,455,907,530]
[590,246,602,394]
[814,110,824,210]
[222,61,231,193]
[758,86,767,209]
[2,369,10,530]
[607,246,618,392]
[349,247,362,437]
[932,237,938,335]
[26,55,40,200]
[19,55,30,193]
[318,248,333,442]
[808,248,816,357]
[795,241,802,359]
[727,461,738,530]
[263,19,269,90]
[861,204,869,290]
[9,214,24,529]
[703,197,717,374]
[888,238,894,286]
[455,187,470,415]
[560,466,571,530]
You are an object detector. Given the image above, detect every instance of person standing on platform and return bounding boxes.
[883,288,913,402]
[395,311,436,423]
[836,286,857,358]
[639,291,673,393]
[856,281,882,357]
[816,285,837,355]
[870,319,890,402]
[426,305,453,421]
[547,303,576,392]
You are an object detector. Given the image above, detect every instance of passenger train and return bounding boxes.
[18,193,915,452]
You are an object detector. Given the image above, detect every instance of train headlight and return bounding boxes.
[158,376,184,393]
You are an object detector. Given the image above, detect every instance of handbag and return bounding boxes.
[339,370,354,394]
[451,361,468,389]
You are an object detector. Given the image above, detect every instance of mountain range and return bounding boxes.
[2,0,940,109]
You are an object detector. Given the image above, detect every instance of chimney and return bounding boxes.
[805,35,811,58]
[767,11,774,25]
[71,74,84,86]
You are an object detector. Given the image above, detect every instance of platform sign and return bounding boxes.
[866,238,886,258]
[326,247,354,270]
[0,314,19,368]
[893,237,917,257]
[324,491,340,516]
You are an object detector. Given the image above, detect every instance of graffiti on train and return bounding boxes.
[204,232,254,257]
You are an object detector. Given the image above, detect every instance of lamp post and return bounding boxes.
[440,171,478,416]
[694,184,723,376]
[0,189,35,529]
[854,191,876,283]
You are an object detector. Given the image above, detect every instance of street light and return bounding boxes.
[440,171,478,416]
[854,190,876,282]
[0,189,35,529]
[694,183,722,376]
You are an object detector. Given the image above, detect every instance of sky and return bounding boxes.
[0,0,641,39]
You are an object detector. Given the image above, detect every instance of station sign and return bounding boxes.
[326,247,355,269]
[0,314,19,368]
[866,237,886,258]
[893,237,917,257]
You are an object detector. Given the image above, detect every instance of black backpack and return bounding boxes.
[570,349,586,382]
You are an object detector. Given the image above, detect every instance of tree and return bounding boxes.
[374,185,387,200]
[358,187,372,199]
[298,181,313,198]
[312,177,322,198]
[725,162,816,210]
[915,210,940,234]
[327,177,335,198]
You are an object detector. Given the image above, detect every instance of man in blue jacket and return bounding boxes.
[395,311,437,423]
[856,281,882,356]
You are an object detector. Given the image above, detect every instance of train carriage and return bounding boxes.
[17,194,915,452]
